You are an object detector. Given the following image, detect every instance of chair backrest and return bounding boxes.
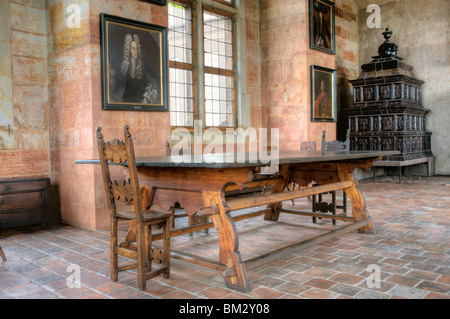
[300,141,317,151]
[96,126,143,220]
[321,129,350,151]
[165,140,191,156]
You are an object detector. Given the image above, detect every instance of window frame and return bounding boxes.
[168,0,197,128]
[201,5,236,129]
[212,0,234,8]
[168,0,238,131]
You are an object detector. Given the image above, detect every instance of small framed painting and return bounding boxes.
[311,65,336,122]
[309,0,335,55]
[100,13,168,111]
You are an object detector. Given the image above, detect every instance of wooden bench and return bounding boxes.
[372,156,435,183]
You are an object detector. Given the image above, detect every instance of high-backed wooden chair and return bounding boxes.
[97,126,171,291]
[321,129,350,152]
[300,140,317,151]
[0,245,6,262]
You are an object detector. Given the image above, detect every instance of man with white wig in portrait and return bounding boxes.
[111,33,160,104]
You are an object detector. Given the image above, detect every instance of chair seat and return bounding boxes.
[117,210,171,222]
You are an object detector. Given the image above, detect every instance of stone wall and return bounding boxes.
[0,1,50,177]
[334,0,359,142]
[260,0,360,149]
[245,0,263,129]
[0,1,16,150]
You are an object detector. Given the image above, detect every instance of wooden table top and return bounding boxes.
[76,150,399,168]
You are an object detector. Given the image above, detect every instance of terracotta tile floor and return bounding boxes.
[1,176,449,299]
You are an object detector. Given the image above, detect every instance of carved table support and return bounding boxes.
[288,158,378,235]
[203,188,249,292]
[264,164,291,221]
[336,162,375,234]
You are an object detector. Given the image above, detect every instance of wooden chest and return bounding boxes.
[0,177,53,230]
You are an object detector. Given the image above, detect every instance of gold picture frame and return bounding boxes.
[100,13,168,111]
[311,65,336,122]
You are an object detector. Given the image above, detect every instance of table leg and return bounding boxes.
[202,190,250,292]
[336,163,375,234]
[264,165,291,222]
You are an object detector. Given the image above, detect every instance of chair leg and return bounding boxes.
[312,194,317,223]
[136,224,147,291]
[331,191,336,226]
[0,245,6,262]
[170,207,176,228]
[318,194,323,222]
[343,191,347,215]
[110,218,118,282]
[145,225,152,274]
[163,219,170,279]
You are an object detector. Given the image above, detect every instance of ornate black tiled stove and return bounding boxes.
[347,29,433,164]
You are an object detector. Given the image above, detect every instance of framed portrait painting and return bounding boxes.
[100,13,168,111]
[309,0,335,55]
[311,65,336,122]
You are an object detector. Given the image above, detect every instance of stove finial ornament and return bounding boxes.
[377,27,398,58]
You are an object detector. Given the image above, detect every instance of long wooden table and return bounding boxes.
[77,150,398,292]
